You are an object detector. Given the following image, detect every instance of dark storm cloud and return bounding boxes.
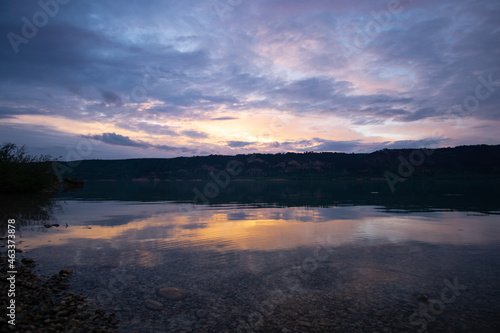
[312,139,363,152]
[397,108,438,122]
[83,133,148,148]
[227,141,255,148]
[0,107,45,119]
[82,132,195,153]
[100,89,123,107]
[373,109,410,117]
[0,23,121,85]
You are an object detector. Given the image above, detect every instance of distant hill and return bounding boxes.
[53,144,500,183]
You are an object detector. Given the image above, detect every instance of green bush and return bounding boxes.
[0,143,57,193]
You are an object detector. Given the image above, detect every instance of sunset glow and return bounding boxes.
[1,0,499,159]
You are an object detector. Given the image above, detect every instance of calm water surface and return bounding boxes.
[9,180,500,332]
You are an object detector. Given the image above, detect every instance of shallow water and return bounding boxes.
[7,180,500,332]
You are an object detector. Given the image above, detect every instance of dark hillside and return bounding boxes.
[53,144,500,182]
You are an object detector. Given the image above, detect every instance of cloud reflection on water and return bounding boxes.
[20,201,500,268]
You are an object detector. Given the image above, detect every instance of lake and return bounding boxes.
[6,180,500,332]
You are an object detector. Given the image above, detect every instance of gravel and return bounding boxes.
[0,254,120,332]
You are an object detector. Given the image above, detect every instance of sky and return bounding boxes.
[1,0,499,160]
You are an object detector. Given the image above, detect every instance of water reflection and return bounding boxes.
[57,179,500,214]
[0,192,60,229]
[20,202,500,265]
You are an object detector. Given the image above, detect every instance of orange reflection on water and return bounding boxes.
[19,204,500,270]
[21,206,359,252]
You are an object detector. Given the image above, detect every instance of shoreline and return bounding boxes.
[0,254,119,332]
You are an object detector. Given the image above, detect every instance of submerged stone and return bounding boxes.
[158,287,187,300]
[145,299,164,310]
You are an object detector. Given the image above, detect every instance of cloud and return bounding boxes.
[396,107,438,122]
[0,0,499,159]
[272,137,452,153]
[227,141,255,148]
[181,130,209,139]
[82,132,196,153]
[0,106,46,119]
[100,89,123,107]
[313,140,363,152]
[118,122,180,137]
[273,77,350,101]
[211,117,239,121]
[83,133,146,148]
[380,138,451,150]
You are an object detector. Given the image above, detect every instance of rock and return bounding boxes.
[59,269,73,276]
[21,258,35,265]
[56,310,69,318]
[145,299,164,311]
[195,309,208,319]
[0,254,120,332]
[158,287,188,300]
[70,319,81,327]
[182,320,193,330]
